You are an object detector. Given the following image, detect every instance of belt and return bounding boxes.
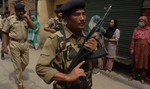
[11,38,27,43]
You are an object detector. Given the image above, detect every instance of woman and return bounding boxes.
[28,15,40,49]
[103,19,120,72]
[129,16,150,84]
[88,15,106,73]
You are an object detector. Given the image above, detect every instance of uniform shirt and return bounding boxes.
[2,15,28,40]
[36,26,92,85]
[0,18,3,30]
[44,17,65,31]
[0,17,7,29]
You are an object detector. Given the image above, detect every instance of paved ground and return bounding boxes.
[0,48,150,89]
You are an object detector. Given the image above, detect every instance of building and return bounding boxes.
[0,0,9,14]
[143,0,150,26]
[8,0,36,15]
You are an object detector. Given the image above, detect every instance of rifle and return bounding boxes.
[67,6,112,73]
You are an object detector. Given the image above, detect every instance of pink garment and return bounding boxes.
[132,16,150,43]
[103,58,115,71]
[139,16,148,24]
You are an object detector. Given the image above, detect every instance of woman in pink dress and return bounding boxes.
[129,16,150,84]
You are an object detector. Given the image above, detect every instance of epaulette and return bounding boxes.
[55,31,64,38]
[7,15,15,21]
[48,33,57,39]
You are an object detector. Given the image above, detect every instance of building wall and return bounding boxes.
[143,9,150,26]
[0,0,9,14]
[8,0,36,15]
[142,0,150,26]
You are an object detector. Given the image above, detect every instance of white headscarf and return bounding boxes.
[88,15,101,31]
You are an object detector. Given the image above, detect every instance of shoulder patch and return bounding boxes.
[7,15,15,21]
[48,34,57,39]
[55,31,64,37]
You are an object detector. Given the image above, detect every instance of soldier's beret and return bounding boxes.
[14,3,25,10]
[55,4,63,13]
[61,0,86,14]
[4,10,10,15]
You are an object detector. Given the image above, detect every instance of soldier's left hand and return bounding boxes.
[84,38,98,51]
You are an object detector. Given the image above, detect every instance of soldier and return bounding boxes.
[1,10,10,58]
[2,3,35,89]
[36,0,98,89]
[44,4,65,33]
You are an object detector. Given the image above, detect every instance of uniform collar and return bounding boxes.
[54,17,59,20]
[54,16,64,23]
[64,26,86,39]
[15,14,26,21]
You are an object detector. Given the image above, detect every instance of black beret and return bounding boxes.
[14,3,25,10]
[61,0,86,14]
[4,10,10,15]
[55,4,63,13]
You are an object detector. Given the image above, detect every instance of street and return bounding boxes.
[0,48,150,89]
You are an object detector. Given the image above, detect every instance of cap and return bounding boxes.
[14,3,25,10]
[55,4,63,13]
[4,10,10,15]
[61,0,86,14]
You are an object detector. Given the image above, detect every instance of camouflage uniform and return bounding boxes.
[36,26,92,89]
[44,17,65,32]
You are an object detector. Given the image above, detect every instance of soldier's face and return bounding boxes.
[15,9,25,19]
[56,12,63,19]
[5,14,10,18]
[66,9,86,30]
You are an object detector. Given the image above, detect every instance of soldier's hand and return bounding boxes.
[104,37,109,41]
[84,38,98,51]
[50,28,57,33]
[24,11,30,19]
[3,47,8,54]
[66,61,86,82]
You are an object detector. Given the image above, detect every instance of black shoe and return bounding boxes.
[1,54,5,60]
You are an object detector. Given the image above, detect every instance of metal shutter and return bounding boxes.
[86,0,144,63]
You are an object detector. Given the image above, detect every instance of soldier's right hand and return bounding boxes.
[66,61,86,82]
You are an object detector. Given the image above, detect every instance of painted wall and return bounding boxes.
[143,0,150,26]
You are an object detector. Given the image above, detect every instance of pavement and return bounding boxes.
[0,47,150,89]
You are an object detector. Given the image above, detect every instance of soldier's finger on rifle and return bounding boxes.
[76,61,85,68]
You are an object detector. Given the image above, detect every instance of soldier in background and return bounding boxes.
[2,3,35,89]
[36,0,98,89]
[44,4,65,33]
[1,10,10,58]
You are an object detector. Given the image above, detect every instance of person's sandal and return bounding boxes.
[128,77,134,81]
[141,79,145,84]
[18,84,24,89]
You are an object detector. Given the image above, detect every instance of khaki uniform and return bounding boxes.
[0,18,2,30]
[2,15,29,83]
[0,18,3,38]
[36,27,92,89]
[1,18,9,55]
[44,17,65,31]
